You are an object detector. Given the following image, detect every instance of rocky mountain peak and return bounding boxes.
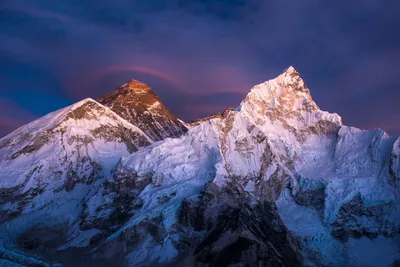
[98,80,187,141]
[124,79,152,92]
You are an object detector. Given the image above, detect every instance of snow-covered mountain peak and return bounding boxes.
[0,98,109,146]
[70,97,96,108]
[239,66,313,111]
[0,97,151,162]
[279,66,315,97]
[284,65,296,73]
[98,80,187,141]
[1,68,399,267]
[237,67,342,139]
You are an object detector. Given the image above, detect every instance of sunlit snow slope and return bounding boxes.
[0,67,399,267]
[113,67,400,266]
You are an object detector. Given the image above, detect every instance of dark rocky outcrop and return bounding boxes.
[173,182,301,267]
[292,177,325,213]
[98,80,187,141]
[330,194,398,241]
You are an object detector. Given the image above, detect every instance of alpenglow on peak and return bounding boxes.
[97,79,187,141]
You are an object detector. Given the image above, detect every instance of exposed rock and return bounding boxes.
[190,108,235,127]
[91,124,150,153]
[17,225,68,253]
[292,177,325,212]
[79,163,152,233]
[8,130,53,160]
[175,184,301,267]
[330,194,398,241]
[0,67,399,266]
[98,80,187,141]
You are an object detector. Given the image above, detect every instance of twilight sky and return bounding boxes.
[0,0,399,137]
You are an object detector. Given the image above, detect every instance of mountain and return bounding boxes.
[0,68,399,267]
[0,98,152,266]
[0,97,151,193]
[109,67,400,266]
[97,79,187,141]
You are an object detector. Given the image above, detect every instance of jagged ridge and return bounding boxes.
[0,68,399,267]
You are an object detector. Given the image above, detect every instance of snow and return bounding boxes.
[0,97,151,187]
[276,189,346,267]
[0,245,54,267]
[0,97,152,251]
[112,67,400,265]
[126,235,178,265]
[392,137,400,185]
[0,260,24,267]
[59,223,100,250]
[0,67,399,266]
[108,120,223,242]
[0,182,96,244]
[148,101,161,111]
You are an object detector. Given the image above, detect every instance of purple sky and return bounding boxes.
[1,0,399,137]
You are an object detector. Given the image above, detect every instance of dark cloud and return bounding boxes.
[0,8,68,44]
[173,0,260,21]
[0,0,399,137]
[0,98,36,137]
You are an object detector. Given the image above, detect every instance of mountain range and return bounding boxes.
[0,67,399,267]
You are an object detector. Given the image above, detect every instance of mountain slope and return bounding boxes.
[104,67,400,266]
[0,98,151,263]
[0,68,399,266]
[98,79,187,141]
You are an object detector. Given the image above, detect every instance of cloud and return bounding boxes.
[2,4,75,24]
[0,98,36,138]
[0,0,399,136]
[167,91,245,122]
[98,66,183,90]
[306,48,400,135]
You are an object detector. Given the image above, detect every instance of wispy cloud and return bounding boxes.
[0,0,399,136]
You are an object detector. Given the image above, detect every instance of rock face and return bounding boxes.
[0,68,400,267]
[174,182,300,267]
[98,80,187,141]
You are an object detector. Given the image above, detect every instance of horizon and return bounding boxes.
[1,1,399,137]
